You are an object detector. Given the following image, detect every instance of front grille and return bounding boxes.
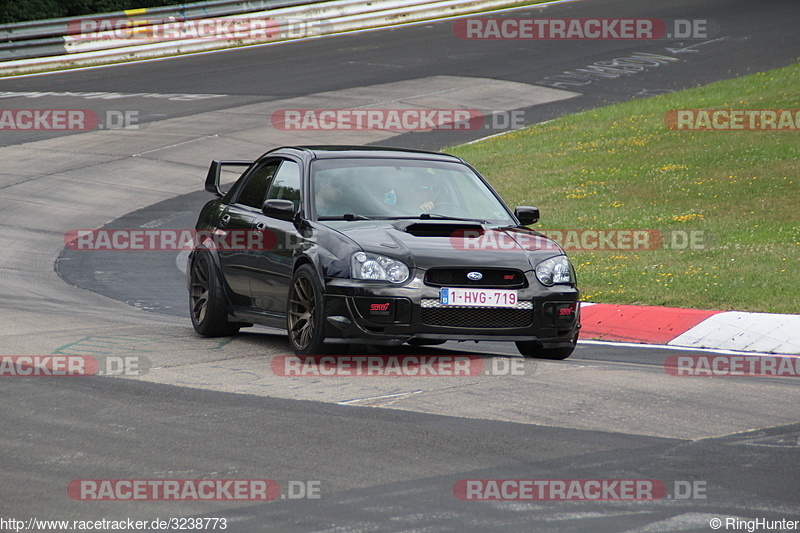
[424,268,526,288]
[420,299,533,328]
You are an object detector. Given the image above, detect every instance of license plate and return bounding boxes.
[440,288,518,308]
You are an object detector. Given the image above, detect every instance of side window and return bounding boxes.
[266,160,301,210]
[236,161,280,209]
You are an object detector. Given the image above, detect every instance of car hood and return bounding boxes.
[321,219,564,270]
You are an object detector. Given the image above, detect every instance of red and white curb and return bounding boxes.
[580,303,800,355]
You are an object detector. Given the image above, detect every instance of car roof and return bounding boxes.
[263,145,465,163]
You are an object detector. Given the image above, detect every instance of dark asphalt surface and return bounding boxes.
[3,374,799,531]
[4,0,800,530]
[1,0,798,148]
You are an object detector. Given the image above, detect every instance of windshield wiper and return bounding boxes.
[318,213,372,221]
[320,214,489,223]
[419,213,488,224]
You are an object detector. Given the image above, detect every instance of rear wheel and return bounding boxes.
[287,264,327,355]
[189,251,240,337]
[516,332,578,360]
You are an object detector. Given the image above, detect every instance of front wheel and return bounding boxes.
[516,333,578,360]
[189,251,240,337]
[287,264,327,355]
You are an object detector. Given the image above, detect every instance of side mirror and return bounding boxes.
[262,199,296,221]
[515,206,539,226]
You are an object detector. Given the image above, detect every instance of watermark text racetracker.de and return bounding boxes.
[270,109,525,131]
[273,355,526,377]
[453,18,714,40]
[67,16,329,41]
[0,109,139,131]
[453,479,707,500]
[450,228,710,252]
[0,355,149,377]
[67,479,321,501]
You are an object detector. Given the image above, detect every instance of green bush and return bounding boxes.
[0,0,185,24]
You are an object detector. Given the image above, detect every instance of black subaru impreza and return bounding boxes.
[188,145,580,359]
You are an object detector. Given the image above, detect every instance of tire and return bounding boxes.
[189,251,240,337]
[516,332,578,360]
[287,264,327,355]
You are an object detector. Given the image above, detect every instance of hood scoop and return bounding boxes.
[392,220,485,237]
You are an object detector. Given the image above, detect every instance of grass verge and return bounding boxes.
[448,62,800,313]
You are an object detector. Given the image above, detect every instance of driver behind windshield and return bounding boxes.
[416,182,440,213]
[385,170,443,215]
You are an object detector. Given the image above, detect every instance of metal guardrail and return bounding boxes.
[0,0,535,74]
[0,0,317,42]
[0,0,318,61]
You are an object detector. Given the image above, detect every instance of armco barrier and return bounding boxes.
[0,0,311,42]
[0,0,536,75]
[0,0,323,62]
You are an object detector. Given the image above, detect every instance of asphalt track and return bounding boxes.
[1,0,800,530]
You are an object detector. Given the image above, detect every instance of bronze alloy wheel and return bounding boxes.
[190,252,211,326]
[288,266,319,352]
[189,251,239,337]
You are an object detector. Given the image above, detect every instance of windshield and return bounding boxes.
[311,157,515,224]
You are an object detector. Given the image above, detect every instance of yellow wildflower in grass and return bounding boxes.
[670,213,705,223]
[655,164,688,173]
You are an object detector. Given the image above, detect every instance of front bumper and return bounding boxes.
[321,271,579,346]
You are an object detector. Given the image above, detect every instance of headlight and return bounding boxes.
[535,255,575,286]
[352,252,410,283]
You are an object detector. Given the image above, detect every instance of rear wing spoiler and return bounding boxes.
[205,160,253,197]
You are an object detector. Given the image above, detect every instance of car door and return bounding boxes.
[217,160,280,306]
[249,158,303,313]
